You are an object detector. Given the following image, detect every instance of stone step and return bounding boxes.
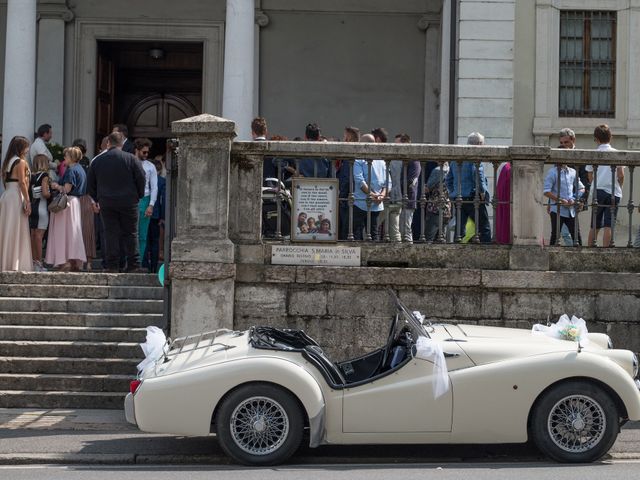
[0,357,140,375]
[0,390,126,409]
[0,271,160,287]
[0,284,163,300]
[0,325,150,343]
[0,373,132,392]
[0,341,143,359]
[0,298,163,314]
[0,311,165,328]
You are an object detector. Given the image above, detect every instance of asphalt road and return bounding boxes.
[2,461,640,480]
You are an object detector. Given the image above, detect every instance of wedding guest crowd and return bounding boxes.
[0,124,167,273]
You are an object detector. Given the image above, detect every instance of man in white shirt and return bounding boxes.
[29,124,53,168]
[586,124,624,247]
[134,138,158,265]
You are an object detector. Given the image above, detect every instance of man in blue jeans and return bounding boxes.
[445,132,492,243]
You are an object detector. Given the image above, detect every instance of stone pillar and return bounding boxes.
[1,0,36,163]
[170,114,237,337]
[35,1,74,144]
[418,15,441,143]
[222,0,255,140]
[253,9,269,116]
[509,146,548,269]
[438,0,452,144]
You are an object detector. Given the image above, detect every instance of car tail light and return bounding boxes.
[130,380,142,394]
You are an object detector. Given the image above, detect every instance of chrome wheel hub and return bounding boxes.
[547,394,606,453]
[230,396,289,456]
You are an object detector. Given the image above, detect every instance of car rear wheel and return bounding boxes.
[215,383,304,466]
[531,381,619,463]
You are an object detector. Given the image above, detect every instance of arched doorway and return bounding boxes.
[94,40,204,156]
[127,93,199,140]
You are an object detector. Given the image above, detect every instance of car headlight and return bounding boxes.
[633,353,639,379]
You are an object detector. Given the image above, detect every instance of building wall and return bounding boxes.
[234,262,640,361]
[512,0,536,146]
[456,0,515,145]
[0,2,7,134]
[259,11,429,141]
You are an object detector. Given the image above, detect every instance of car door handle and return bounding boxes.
[443,352,460,358]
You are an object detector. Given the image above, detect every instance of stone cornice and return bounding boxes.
[417,14,440,31]
[255,10,270,28]
[37,2,74,22]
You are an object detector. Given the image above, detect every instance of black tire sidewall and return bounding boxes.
[216,383,304,466]
[531,381,619,463]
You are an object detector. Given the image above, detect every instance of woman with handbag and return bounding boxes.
[0,136,33,271]
[45,146,87,271]
[29,154,52,271]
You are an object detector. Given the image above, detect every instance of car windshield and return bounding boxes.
[390,291,431,339]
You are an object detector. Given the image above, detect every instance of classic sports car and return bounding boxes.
[125,294,640,466]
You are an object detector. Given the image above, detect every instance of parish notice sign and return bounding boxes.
[271,245,361,267]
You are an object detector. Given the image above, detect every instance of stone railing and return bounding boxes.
[167,115,640,355]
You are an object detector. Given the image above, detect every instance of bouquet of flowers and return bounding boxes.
[532,314,589,345]
[47,142,65,162]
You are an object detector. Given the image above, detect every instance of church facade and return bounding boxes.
[1,0,639,156]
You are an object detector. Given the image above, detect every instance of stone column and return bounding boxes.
[509,146,548,269]
[253,9,269,116]
[418,15,441,143]
[222,0,255,140]
[35,1,74,144]
[170,114,237,337]
[1,0,37,163]
[438,0,452,144]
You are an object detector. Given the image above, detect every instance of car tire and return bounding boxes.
[215,383,304,466]
[530,380,619,463]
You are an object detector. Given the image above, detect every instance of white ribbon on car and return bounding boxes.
[137,326,167,373]
[415,335,450,399]
[532,314,590,346]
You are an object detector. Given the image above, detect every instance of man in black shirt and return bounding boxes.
[87,132,145,272]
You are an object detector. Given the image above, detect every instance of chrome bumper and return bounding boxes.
[124,393,137,426]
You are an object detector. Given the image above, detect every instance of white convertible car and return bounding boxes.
[125,295,640,466]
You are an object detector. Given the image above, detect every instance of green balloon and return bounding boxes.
[158,264,165,286]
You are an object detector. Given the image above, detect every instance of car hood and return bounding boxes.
[436,324,612,367]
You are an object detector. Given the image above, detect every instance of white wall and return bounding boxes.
[457,0,515,146]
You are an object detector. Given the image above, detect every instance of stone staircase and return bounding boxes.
[0,272,165,409]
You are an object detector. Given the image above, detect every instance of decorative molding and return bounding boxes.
[37,4,75,22]
[255,10,270,28]
[417,14,439,31]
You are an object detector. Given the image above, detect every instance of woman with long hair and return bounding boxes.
[29,154,52,270]
[45,146,87,271]
[0,136,33,271]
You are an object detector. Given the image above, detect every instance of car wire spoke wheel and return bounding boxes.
[547,394,606,453]
[230,396,290,456]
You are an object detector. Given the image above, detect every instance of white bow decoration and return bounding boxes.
[137,326,168,373]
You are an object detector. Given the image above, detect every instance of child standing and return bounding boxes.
[29,154,51,270]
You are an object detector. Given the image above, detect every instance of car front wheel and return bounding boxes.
[215,383,304,466]
[531,381,620,463]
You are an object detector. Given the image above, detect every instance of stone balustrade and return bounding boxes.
[168,115,640,355]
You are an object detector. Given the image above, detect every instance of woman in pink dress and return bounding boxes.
[495,162,511,244]
[45,147,87,271]
[0,136,33,271]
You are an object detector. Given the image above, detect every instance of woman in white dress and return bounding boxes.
[0,136,33,271]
